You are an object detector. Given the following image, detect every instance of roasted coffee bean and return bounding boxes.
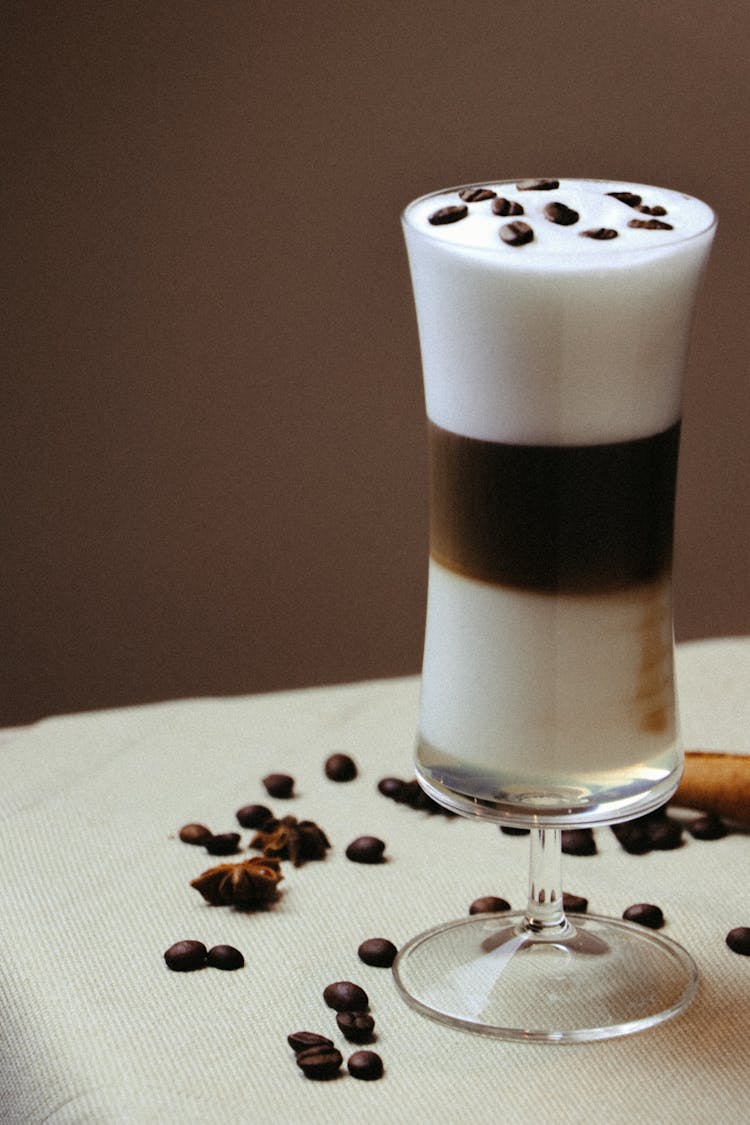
[377,776,405,800]
[516,178,559,191]
[628,218,674,230]
[179,823,213,846]
[610,819,652,854]
[347,1050,384,1081]
[500,221,534,247]
[469,896,511,915]
[205,832,241,855]
[459,186,497,202]
[295,1045,343,1080]
[236,803,275,829]
[561,828,597,856]
[262,773,294,799]
[324,753,357,782]
[623,903,664,929]
[607,190,642,208]
[164,940,207,972]
[206,944,244,970]
[638,204,667,216]
[323,980,369,1011]
[648,816,683,850]
[544,201,579,226]
[500,825,530,836]
[287,1030,334,1053]
[345,836,386,864]
[337,1010,376,1043]
[688,813,728,840]
[428,204,468,225]
[562,891,588,913]
[358,937,398,968]
[725,927,750,956]
[492,197,524,216]
[581,227,618,240]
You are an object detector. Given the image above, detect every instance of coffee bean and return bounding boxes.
[287,1030,334,1053]
[469,896,511,915]
[725,927,750,956]
[358,937,398,968]
[581,227,618,240]
[648,817,683,850]
[628,218,674,230]
[610,819,652,854]
[500,825,530,836]
[377,776,404,800]
[323,980,369,1012]
[500,221,534,247]
[607,190,642,208]
[324,753,357,782]
[295,1045,343,1080]
[164,940,207,972]
[345,836,386,864]
[516,178,559,191]
[236,803,275,829]
[336,1010,375,1043]
[561,828,597,856]
[205,832,241,855]
[544,201,579,226]
[638,204,667,216]
[492,197,524,217]
[562,891,588,913]
[688,813,728,841]
[459,186,497,202]
[623,903,664,929]
[428,204,468,225]
[206,944,244,970]
[262,773,294,799]
[347,1050,384,1081]
[178,823,213,846]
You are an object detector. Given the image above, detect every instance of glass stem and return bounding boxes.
[523,827,570,936]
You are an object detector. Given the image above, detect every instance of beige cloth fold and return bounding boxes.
[1,638,748,1124]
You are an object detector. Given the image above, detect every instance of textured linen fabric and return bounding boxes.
[1,638,748,1125]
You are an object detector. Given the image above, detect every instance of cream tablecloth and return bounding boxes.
[1,637,749,1124]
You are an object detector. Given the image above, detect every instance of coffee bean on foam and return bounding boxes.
[499,220,534,246]
[607,190,642,208]
[516,178,559,191]
[492,197,524,216]
[459,186,497,202]
[725,927,750,956]
[622,903,665,929]
[428,204,468,226]
[544,201,579,226]
[358,938,398,968]
[323,981,369,1011]
[581,227,618,240]
[628,218,674,231]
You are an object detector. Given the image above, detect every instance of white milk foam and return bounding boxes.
[403,179,715,444]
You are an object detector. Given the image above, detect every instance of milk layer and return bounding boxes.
[403,179,715,445]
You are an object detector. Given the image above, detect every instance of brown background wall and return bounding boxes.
[3,2,749,725]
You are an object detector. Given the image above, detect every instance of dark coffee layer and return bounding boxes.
[428,420,680,593]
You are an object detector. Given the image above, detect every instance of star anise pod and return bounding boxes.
[190,856,283,909]
[251,815,331,867]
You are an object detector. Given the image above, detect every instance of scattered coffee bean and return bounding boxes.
[469,896,511,915]
[262,773,294,799]
[638,204,667,216]
[323,981,369,1012]
[607,190,642,208]
[337,1010,376,1043]
[459,186,497,202]
[562,891,588,913]
[164,940,207,972]
[358,937,398,968]
[500,825,530,836]
[516,178,559,191]
[688,813,728,840]
[377,775,454,815]
[725,927,750,956]
[345,836,386,864]
[428,204,468,225]
[205,832,242,856]
[324,753,357,782]
[347,1050,384,1081]
[581,227,618,240]
[500,221,534,247]
[648,816,684,851]
[377,776,404,800]
[296,1045,343,1080]
[561,828,597,856]
[492,197,524,216]
[236,803,275,829]
[623,903,664,929]
[178,823,213,846]
[287,1030,335,1053]
[544,201,579,226]
[628,218,674,230]
[206,944,244,970]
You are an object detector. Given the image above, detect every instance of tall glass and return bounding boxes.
[393,178,716,1041]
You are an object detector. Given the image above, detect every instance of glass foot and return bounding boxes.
[393,911,697,1043]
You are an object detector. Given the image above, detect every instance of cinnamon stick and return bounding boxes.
[674,751,750,825]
